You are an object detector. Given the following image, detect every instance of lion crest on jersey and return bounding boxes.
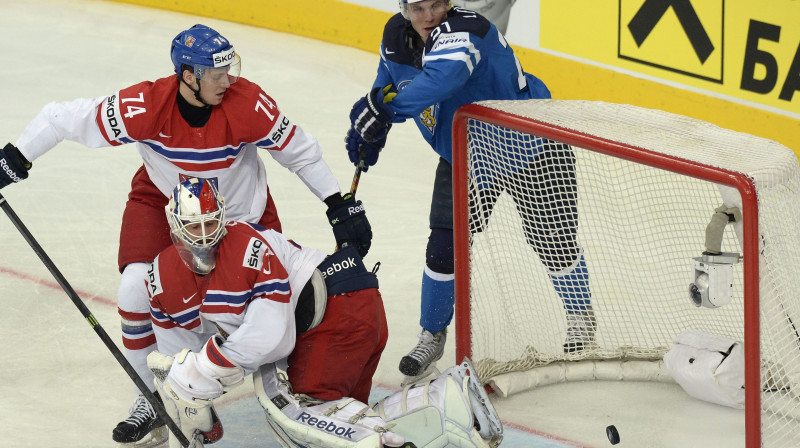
[419,104,438,135]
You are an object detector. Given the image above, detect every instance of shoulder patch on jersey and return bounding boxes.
[146,259,163,297]
[431,31,471,53]
[243,236,269,271]
[266,114,294,149]
[99,93,130,143]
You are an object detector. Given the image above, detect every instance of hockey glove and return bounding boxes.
[0,143,31,189]
[344,126,389,172]
[350,84,396,143]
[326,193,372,257]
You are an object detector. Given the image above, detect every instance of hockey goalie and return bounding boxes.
[141,177,503,447]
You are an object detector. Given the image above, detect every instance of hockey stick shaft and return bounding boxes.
[349,146,368,196]
[0,192,191,448]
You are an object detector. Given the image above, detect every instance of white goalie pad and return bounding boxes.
[148,351,215,448]
[253,364,398,448]
[664,328,745,409]
[253,359,502,448]
[376,358,503,448]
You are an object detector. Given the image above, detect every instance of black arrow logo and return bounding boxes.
[628,0,714,63]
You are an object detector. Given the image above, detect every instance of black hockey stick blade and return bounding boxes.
[0,192,191,448]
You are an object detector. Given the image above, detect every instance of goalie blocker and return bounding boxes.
[254,359,503,448]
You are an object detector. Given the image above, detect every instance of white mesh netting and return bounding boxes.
[456,99,800,447]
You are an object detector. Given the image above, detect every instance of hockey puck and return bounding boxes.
[606,425,620,445]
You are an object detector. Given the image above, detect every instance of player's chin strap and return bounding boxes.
[179,75,213,108]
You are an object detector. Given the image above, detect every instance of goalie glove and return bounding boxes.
[350,85,396,144]
[0,143,31,189]
[148,348,230,448]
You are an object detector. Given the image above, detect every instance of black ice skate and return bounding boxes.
[399,328,447,377]
[112,393,167,448]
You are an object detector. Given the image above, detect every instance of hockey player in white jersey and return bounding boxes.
[145,177,503,447]
[0,24,372,447]
[345,0,595,380]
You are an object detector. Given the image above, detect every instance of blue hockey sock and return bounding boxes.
[549,253,592,313]
[419,265,455,333]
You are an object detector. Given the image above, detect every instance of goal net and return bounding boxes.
[452,99,800,448]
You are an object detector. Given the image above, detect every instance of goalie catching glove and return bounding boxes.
[147,336,243,447]
[0,143,31,189]
[326,193,372,257]
[350,85,396,144]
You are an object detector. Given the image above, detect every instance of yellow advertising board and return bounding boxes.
[541,0,800,118]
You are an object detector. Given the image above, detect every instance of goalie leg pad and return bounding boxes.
[376,358,503,448]
[254,364,401,448]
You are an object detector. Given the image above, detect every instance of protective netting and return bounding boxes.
[455,99,800,447]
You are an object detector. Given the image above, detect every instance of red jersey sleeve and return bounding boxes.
[95,77,177,145]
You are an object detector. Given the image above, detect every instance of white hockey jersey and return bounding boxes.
[15,76,339,222]
[148,222,327,374]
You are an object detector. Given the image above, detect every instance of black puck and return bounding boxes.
[606,425,620,445]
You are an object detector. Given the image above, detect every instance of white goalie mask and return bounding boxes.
[166,177,227,274]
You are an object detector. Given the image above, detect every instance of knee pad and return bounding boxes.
[118,262,151,314]
[426,228,454,274]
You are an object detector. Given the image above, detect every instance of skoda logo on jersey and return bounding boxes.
[243,237,269,271]
[213,48,236,67]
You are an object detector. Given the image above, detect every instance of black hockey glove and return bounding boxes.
[326,193,372,257]
[0,143,31,189]
[344,125,390,172]
[350,84,396,143]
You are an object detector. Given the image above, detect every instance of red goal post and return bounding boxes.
[452,99,800,448]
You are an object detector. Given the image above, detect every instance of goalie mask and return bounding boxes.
[166,177,227,275]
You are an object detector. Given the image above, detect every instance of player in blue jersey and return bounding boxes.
[345,0,596,378]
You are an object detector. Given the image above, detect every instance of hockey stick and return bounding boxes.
[349,146,368,196]
[0,192,191,448]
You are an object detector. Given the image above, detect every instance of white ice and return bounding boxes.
[0,1,745,447]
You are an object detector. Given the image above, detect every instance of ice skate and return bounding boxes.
[563,306,597,353]
[113,393,167,448]
[450,358,503,445]
[399,328,447,377]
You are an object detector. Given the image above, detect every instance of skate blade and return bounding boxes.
[400,364,441,387]
[117,426,168,448]
[459,358,503,443]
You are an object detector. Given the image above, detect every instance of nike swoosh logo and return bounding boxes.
[158,132,171,138]
[385,49,395,54]
[182,293,197,303]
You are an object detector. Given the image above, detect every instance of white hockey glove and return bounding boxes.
[148,350,216,448]
[163,336,246,401]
